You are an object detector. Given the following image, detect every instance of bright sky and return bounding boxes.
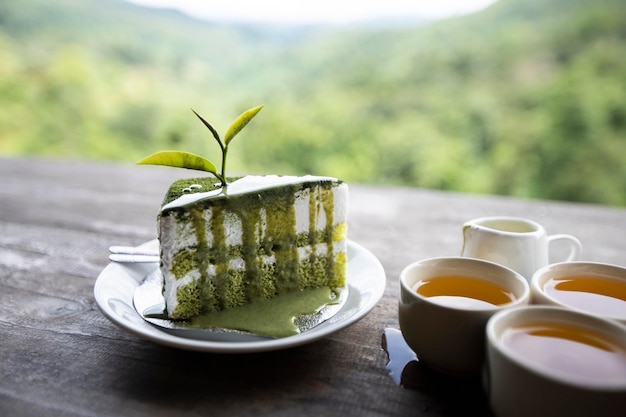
[126,0,498,24]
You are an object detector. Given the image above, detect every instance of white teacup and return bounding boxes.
[398,257,529,376]
[531,261,626,325]
[486,306,626,417]
[461,216,582,281]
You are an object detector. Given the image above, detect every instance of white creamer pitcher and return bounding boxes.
[461,216,582,281]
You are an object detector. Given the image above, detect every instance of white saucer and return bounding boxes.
[94,240,386,353]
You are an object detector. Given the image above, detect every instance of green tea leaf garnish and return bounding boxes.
[137,151,219,177]
[137,105,263,189]
[224,105,263,146]
[191,109,223,151]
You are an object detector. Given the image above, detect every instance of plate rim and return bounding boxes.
[94,239,386,353]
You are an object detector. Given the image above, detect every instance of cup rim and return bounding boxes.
[400,256,530,313]
[486,305,626,391]
[531,261,626,322]
[464,216,544,235]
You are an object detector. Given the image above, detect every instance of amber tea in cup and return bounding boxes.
[414,275,516,309]
[486,306,626,417]
[532,262,626,324]
[501,321,626,385]
[542,276,626,321]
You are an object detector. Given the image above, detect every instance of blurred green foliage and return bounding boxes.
[1,0,625,205]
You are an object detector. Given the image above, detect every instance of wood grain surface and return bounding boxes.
[1,156,625,417]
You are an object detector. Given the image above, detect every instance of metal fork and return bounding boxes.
[108,245,159,263]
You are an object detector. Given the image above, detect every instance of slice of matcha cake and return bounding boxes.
[158,175,349,320]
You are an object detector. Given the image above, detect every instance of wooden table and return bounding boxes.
[2,157,625,417]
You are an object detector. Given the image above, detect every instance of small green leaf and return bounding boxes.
[137,150,218,175]
[191,108,223,149]
[224,105,263,145]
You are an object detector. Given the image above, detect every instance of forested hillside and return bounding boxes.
[1,0,625,205]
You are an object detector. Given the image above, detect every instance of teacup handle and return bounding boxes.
[547,234,582,261]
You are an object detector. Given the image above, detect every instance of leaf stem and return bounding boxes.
[221,145,228,187]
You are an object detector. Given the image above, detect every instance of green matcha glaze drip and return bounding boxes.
[307,188,320,288]
[209,206,229,310]
[238,204,263,298]
[193,207,213,312]
[321,187,335,281]
[266,188,299,292]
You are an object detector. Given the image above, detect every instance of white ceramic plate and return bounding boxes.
[94,240,386,353]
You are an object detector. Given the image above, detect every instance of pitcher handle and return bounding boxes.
[547,234,582,262]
